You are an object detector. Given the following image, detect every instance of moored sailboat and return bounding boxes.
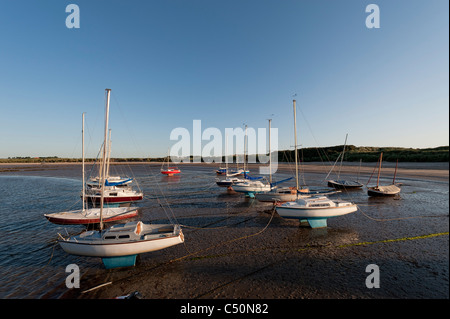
[45,112,139,225]
[327,134,363,190]
[255,101,336,203]
[84,129,143,206]
[161,148,181,176]
[57,89,184,268]
[275,99,358,228]
[367,153,401,196]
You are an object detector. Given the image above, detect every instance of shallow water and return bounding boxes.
[0,163,448,298]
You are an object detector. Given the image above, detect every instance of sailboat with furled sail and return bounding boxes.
[57,89,184,268]
[255,101,336,203]
[275,99,357,228]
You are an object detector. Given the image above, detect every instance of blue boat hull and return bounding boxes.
[102,255,137,269]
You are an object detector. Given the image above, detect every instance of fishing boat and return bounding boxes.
[276,196,358,228]
[326,134,363,190]
[274,99,358,228]
[58,89,184,269]
[44,113,138,225]
[161,148,181,176]
[367,153,401,196]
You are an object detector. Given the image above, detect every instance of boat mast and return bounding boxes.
[244,124,247,173]
[293,99,299,194]
[100,89,111,231]
[106,129,112,180]
[225,133,228,177]
[268,119,272,184]
[82,112,85,212]
[393,158,398,184]
[376,152,383,188]
[337,133,348,179]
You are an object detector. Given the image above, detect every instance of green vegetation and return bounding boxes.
[1,146,448,163]
[278,145,449,162]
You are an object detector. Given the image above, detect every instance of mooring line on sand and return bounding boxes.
[191,231,449,298]
[189,231,450,261]
[75,225,448,297]
[356,204,448,222]
[76,205,275,297]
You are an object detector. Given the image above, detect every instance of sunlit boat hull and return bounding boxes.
[44,207,139,225]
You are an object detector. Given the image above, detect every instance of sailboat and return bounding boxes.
[327,134,363,189]
[256,102,336,203]
[367,153,401,196]
[276,99,357,228]
[216,133,247,188]
[58,89,184,268]
[84,129,144,206]
[230,125,271,197]
[45,113,139,225]
[161,148,181,176]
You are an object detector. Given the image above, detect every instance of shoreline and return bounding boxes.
[1,161,448,182]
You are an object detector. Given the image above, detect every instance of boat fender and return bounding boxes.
[135,221,143,235]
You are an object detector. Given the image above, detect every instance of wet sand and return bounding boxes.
[1,162,448,301]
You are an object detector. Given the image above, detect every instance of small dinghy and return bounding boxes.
[161,167,181,176]
[161,148,180,176]
[327,180,363,189]
[367,153,401,197]
[367,184,401,196]
[326,134,363,190]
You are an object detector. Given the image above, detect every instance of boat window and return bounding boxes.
[310,203,330,207]
[118,235,130,239]
[110,193,118,196]
[104,236,116,240]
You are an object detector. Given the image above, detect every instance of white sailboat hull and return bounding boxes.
[59,234,183,257]
[232,181,271,194]
[276,204,358,219]
[58,222,184,257]
[275,196,357,228]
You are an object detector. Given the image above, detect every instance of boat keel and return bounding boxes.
[306,218,328,228]
[102,255,137,269]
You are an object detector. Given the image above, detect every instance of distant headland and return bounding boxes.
[1,146,448,163]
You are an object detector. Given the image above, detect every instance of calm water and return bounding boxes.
[0,163,448,298]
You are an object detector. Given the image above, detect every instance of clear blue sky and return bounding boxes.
[1,0,448,158]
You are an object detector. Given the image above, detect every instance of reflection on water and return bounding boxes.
[0,164,448,298]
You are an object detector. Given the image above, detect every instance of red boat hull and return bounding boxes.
[161,170,180,176]
[84,195,144,204]
[45,211,139,225]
